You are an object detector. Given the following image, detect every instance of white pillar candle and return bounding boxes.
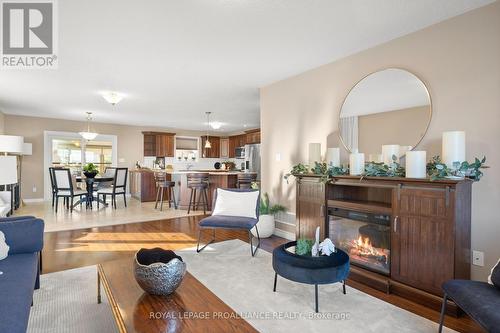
[399,145,412,157]
[308,143,321,166]
[442,131,465,168]
[349,150,365,176]
[368,154,383,163]
[405,151,427,178]
[382,145,400,165]
[326,148,340,167]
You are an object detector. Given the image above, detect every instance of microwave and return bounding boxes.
[235,146,245,159]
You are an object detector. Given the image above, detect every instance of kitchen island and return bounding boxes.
[130,169,256,210]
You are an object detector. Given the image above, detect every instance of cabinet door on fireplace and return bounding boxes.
[391,188,454,295]
[296,178,326,240]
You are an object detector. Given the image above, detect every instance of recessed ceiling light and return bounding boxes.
[102,92,124,106]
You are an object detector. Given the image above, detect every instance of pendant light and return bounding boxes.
[204,112,212,149]
[79,112,98,141]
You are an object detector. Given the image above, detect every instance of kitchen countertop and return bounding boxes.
[131,168,255,176]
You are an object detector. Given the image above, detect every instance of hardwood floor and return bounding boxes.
[42,216,484,333]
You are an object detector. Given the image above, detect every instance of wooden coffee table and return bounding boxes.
[97,258,258,333]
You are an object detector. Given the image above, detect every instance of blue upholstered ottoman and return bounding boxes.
[272,241,350,312]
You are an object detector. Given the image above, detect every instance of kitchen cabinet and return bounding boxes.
[130,169,172,202]
[142,132,175,157]
[155,133,175,157]
[245,129,260,144]
[200,136,220,158]
[220,138,229,158]
[228,134,247,157]
[143,133,156,157]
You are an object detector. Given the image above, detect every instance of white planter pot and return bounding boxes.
[252,214,275,238]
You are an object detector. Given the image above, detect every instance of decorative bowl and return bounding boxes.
[83,171,98,178]
[134,248,186,295]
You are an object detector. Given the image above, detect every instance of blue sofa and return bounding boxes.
[0,216,44,333]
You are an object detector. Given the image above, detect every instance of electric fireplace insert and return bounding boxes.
[328,208,391,275]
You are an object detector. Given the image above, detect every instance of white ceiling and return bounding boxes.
[341,68,430,117]
[0,0,493,132]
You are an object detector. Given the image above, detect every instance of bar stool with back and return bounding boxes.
[154,172,177,210]
[237,173,257,189]
[187,173,209,214]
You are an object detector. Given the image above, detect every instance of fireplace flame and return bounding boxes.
[349,235,388,264]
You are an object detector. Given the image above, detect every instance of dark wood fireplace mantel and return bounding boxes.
[295,174,472,315]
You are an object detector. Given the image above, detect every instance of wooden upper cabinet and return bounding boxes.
[142,132,175,157]
[143,133,156,157]
[200,136,221,158]
[220,138,229,158]
[245,129,260,144]
[391,187,455,295]
[155,134,175,157]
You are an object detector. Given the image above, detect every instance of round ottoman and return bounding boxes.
[272,241,350,312]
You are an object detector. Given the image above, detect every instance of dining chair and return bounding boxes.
[48,167,57,208]
[93,167,115,195]
[97,168,128,209]
[53,168,87,213]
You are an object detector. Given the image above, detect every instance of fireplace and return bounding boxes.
[328,208,391,275]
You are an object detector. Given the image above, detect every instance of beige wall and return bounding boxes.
[0,110,4,134]
[4,114,209,200]
[358,106,430,154]
[261,2,500,280]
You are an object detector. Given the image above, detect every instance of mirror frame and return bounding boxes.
[338,67,433,154]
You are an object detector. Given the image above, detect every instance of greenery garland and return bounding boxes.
[284,155,487,183]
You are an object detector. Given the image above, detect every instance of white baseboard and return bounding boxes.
[273,228,296,241]
[23,198,45,203]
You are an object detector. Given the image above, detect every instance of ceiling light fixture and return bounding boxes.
[102,92,124,105]
[210,121,222,130]
[204,112,212,149]
[79,112,98,141]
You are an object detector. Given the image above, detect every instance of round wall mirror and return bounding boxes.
[339,68,432,159]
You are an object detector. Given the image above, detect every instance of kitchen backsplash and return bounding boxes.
[143,156,242,170]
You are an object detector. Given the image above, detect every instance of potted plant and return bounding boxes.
[83,163,99,178]
[252,192,286,238]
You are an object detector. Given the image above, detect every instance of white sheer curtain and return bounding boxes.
[340,116,359,151]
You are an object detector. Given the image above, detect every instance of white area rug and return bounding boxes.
[27,240,456,333]
[178,240,456,333]
[27,266,118,333]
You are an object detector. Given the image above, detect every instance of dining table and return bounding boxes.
[75,176,114,208]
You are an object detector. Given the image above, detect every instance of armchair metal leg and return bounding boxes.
[273,272,278,292]
[248,225,260,257]
[439,293,448,333]
[196,228,216,253]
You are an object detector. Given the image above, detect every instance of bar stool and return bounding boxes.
[154,172,177,210]
[237,173,257,189]
[187,173,209,214]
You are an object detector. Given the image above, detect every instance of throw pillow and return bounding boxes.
[0,196,8,218]
[212,189,259,219]
[488,258,500,288]
[0,231,9,261]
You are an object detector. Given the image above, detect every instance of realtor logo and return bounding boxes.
[1,0,58,68]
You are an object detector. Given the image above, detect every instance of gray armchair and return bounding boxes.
[439,262,500,333]
[196,188,261,256]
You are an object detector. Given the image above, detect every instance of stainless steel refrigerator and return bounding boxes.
[244,143,261,181]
